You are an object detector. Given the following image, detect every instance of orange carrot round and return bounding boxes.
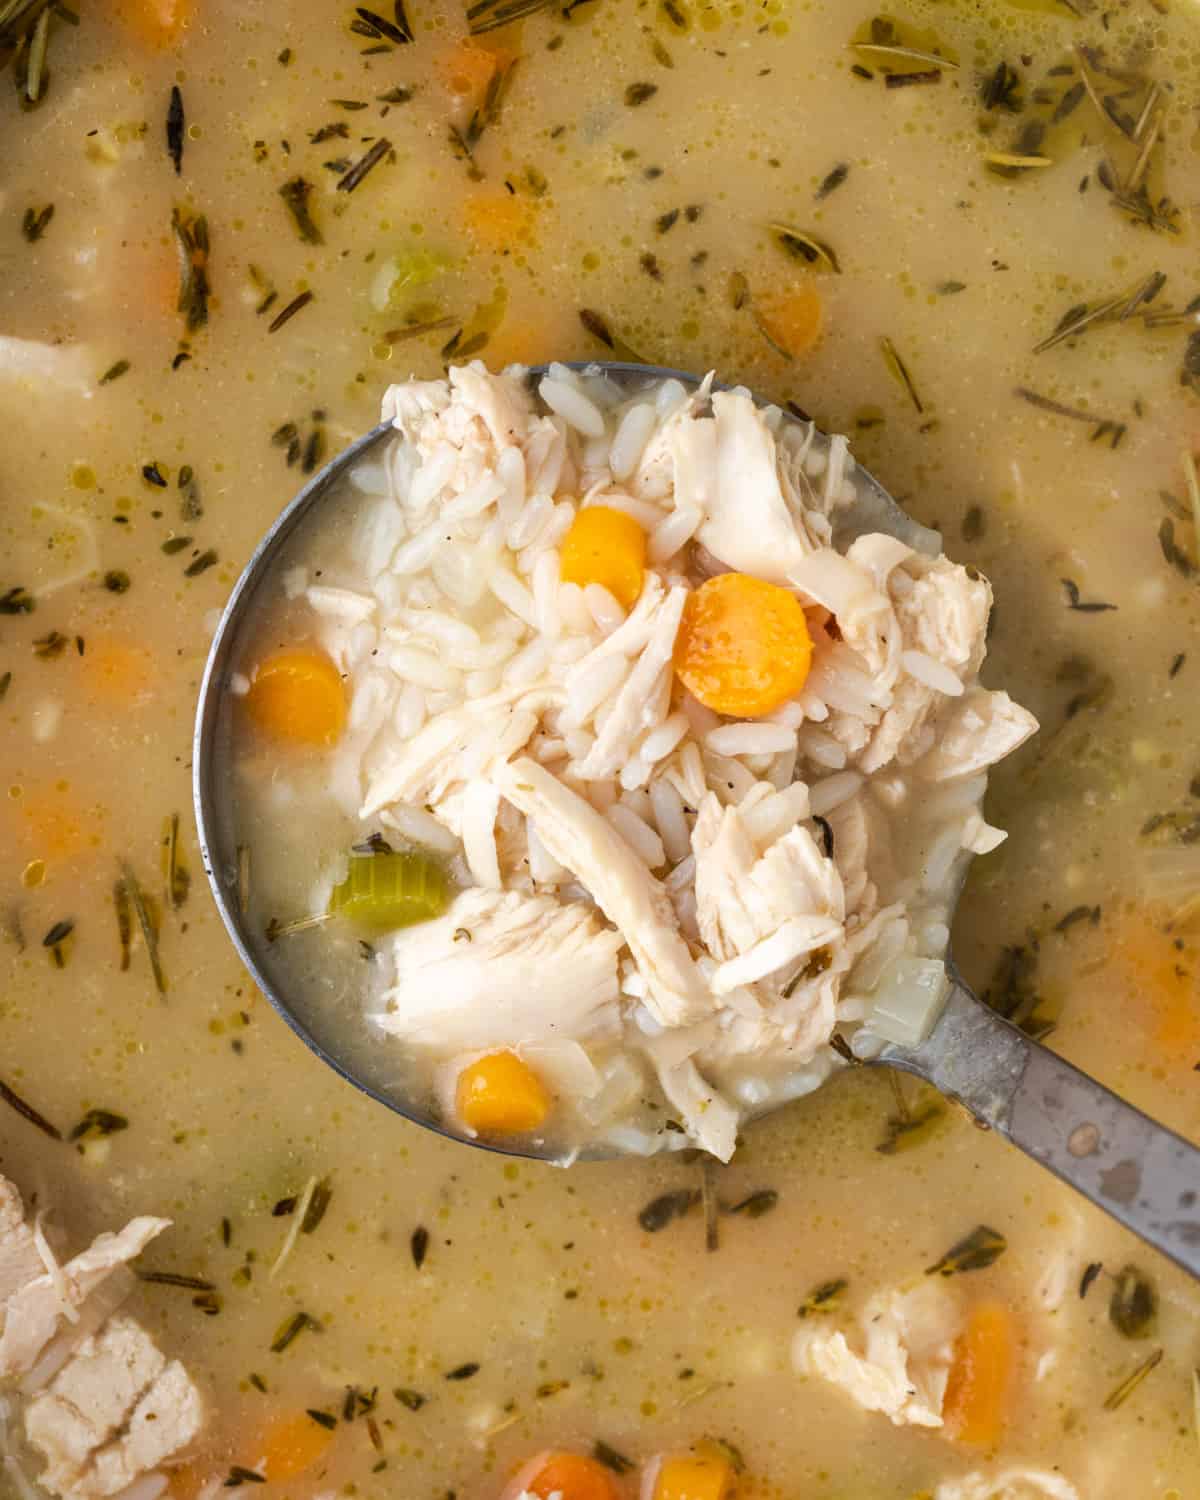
[674,573,812,717]
[943,1301,1015,1447]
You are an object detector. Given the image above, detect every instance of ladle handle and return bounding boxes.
[882,981,1200,1279]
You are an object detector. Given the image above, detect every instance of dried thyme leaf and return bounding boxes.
[701,1158,719,1252]
[279,178,323,243]
[0,1076,62,1140]
[876,1100,946,1156]
[1080,1261,1103,1299]
[99,359,131,385]
[466,0,555,36]
[1103,1347,1162,1411]
[394,1388,427,1410]
[1061,577,1117,613]
[410,1225,429,1267]
[138,1269,215,1291]
[880,336,924,414]
[578,308,615,349]
[798,1277,847,1317]
[69,1107,128,1142]
[223,1466,266,1487]
[270,1310,321,1353]
[184,548,219,577]
[767,222,841,273]
[21,203,54,242]
[306,1408,338,1430]
[726,1189,778,1218]
[624,81,657,106]
[444,1362,480,1380]
[638,1189,699,1232]
[926,1225,1007,1276]
[815,162,849,200]
[0,587,35,615]
[301,1177,333,1234]
[592,1442,634,1475]
[1109,1265,1157,1338]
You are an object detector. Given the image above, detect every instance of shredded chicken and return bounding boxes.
[793,1282,960,1427]
[377,887,624,1052]
[0,1217,169,1379]
[0,1176,205,1500]
[919,688,1039,782]
[933,1470,1079,1500]
[495,757,712,1028]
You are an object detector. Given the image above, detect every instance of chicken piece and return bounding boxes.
[792,1282,960,1428]
[933,1471,1079,1500]
[918,688,1039,782]
[627,375,713,502]
[0,1217,169,1379]
[360,684,559,819]
[0,1177,45,1309]
[789,544,899,686]
[822,792,876,917]
[691,793,845,995]
[24,1316,203,1500]
[652,1053,739,1162]
[860,556,992,775]
[494,758,712,1028]
[574,585,687,780]
[694,393,810,583]
[376,887,624,1052]
[88,1362,205,1498]
[449,362,533,452]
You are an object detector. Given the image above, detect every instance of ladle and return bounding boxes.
[194,361,1200,1279]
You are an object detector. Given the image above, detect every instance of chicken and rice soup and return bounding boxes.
[5,0,1200,1495]
[224,364,1036,1158]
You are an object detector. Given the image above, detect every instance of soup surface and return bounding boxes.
[3,0,1200,1495]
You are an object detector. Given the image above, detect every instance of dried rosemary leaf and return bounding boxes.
[815,162,849,200]
[410,1225,429,1267]
[767,222,841,274]
[726,1189,778,1218]
[624,81,657,106]
[301,1177,333,1234]
[69,1107,129,1142]
[926,1225,1007,1276]
[270,1310,321,1352]
[1102,1347,1162,1411]
[138,1269,215,1291]
[171,206,211,333]
[880,336,924,413]
[279,178,323,243]
[0,1076,62,1140]
[166,84,184,174]
[394,1388,427,1410]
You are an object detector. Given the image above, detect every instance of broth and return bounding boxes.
[3,0,1200,1495]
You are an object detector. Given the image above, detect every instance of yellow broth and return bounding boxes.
[3,0,1200,1495]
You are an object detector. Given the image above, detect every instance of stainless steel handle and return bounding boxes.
[881,981,1200,1279]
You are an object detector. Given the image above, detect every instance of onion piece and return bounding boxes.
[866,956,949,1048]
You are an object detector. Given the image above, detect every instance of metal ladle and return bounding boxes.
[194,362,1200,1279]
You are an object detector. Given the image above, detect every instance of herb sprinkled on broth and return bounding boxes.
[5,0,1200,1497]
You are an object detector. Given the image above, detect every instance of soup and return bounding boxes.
[3,0,1200,1494]
[217,363,1035,1160]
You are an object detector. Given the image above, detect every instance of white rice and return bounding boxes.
[538,376,606,437]
[809,770,865,816]
[610,402,658,480]
[901,649,964,697]
[649,776,691,864]
[705,722,798,758]
[488,567,539,628]
[584,583,626,634]
[606,802,666,868]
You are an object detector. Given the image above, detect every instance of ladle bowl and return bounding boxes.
[194,362,1200,1278]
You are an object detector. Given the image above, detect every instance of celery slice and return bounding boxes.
[329,849,449,934]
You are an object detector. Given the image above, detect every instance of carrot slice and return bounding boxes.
[674,573,812,717]
[456,1051,550,1134]
[506,1452,621,1500]
[652,1454,737,1500]
[114,0,192,48]
[755,286,824,358]
[251,1412,336,1481]
[1112,909,1200,1059]
[560,506,647,611]
[243,647,348,748]
[943,1301,1015,1448]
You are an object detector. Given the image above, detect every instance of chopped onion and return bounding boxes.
[1140,844,1200,906]
[866,956,949,1048]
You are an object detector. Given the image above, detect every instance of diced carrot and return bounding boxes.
[463,190,536,252]
[436,39,513,96]
[114,0,192,48]
[651,1453,737,1500]
[79,637,156,709]
[559,506,647,611]
[674,573,813,718]
[505,1451,621,1500]
[456,1051,550,1134]
[249,1412,336,1481]
[942,1301,1015,1448]
[2,782,101,872]
[1113,910,1200,1059]
[754,285,824,359]
[243,647,348,748]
